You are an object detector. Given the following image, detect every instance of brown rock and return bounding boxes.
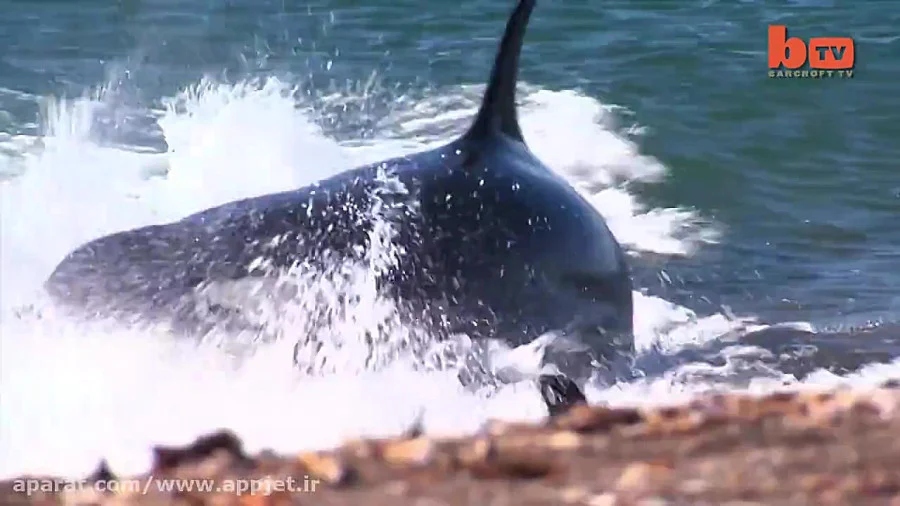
[296,452,354,487]
[5,384,900,505]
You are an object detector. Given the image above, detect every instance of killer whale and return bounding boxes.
[44,0,634,414]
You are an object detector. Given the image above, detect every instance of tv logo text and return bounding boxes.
[767,25,854,78]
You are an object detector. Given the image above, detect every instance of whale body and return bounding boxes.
[45,0,634,414]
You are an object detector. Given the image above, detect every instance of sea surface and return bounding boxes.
[1,0,898,478]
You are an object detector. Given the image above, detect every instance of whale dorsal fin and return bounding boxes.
[463,0,535,143]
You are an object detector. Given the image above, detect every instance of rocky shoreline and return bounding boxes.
[5,383,900,506]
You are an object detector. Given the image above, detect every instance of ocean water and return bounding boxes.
[1,0,898,479]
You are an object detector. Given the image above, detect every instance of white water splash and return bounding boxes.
[1,77,896,480]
